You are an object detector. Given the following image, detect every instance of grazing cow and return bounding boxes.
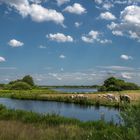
[70,94,88,99]
[97,93,119,102]
[103,94,107,98]
[71,95,75,99]
[107,94,114,98]
[120,95,131,103]
[98,95,101,98]
[114,96,119,102]
[106,94,115,101]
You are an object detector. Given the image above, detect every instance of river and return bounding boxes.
[0,98,121,123]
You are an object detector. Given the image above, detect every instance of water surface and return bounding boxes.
[52,88,98,93]
[0,98,120,123]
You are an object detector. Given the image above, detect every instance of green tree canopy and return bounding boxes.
[22,75,35,86]
[99,77,140,91]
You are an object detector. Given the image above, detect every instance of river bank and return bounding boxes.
[0,89,140,107]
[0,104,137,140]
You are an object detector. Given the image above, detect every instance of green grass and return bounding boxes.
[4,93,121,108]
[0,89,139,107]
[0,104,139,140]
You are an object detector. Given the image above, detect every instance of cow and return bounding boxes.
[120,95,131,103]
[70,94,88,99]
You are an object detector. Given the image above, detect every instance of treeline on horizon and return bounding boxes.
[0,75,139,91]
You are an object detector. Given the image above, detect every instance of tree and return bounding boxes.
[104,77,124,88]
[22,75,35,86]
[99,77,140,91]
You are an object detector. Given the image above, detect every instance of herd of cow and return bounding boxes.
[98,94,131,103]
[70,93,131,103]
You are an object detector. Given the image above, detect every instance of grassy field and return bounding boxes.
[0,89,140,107]
[0,120,86,140]
[0,104,139,140]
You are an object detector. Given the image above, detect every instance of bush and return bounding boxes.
[121,82,140,90]
[0,84,5,89]
[9,82,32,90]
[99,77,140,91]
[9,79,22,85]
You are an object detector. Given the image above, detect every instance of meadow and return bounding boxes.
[0,104,139,140]
[0,89,140,107]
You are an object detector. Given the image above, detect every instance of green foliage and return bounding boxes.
[0,104,140,140]
[99,77,140,91]
[7,75,35,90]
[9,79,22,85]
[121,103,140,135]
[0,84,5,89]
[22,75,35,86]
[9,75,34,87]
[9,82,32,90]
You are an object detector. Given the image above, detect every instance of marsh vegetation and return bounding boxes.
[0,104,140,140]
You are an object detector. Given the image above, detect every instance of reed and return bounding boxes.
[0,104,139,140]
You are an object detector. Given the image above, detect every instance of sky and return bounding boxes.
[0,0,140,85]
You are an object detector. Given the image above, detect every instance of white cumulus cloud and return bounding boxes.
[81,30,100,43]
[59,54,66,59]
[102,2,114,10]
[107,22,118,30]
[46,33,73,42]
[0,56,6,62]
[120,54,133,60]
[75,22,82,28]
[99,12,116,20]
[8,39,24,47]
[107,5,140,42]
[121,5,140,25]
[112,30,123,36]
[1,0,30,17]
[64,3,86,15]
[1,0,64,25]
[95,0,103,4]
[29,4,64,25]
[56,0,70,6]
[81,30,112,44]
[100,39,112,44]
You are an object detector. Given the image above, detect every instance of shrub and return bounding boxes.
[0,84,5,89]
[9,82,32,90]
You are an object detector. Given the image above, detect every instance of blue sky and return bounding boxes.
[0,0,140,85]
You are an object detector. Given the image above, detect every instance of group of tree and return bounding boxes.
[99,77,140,91]
[0,75,35,90]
